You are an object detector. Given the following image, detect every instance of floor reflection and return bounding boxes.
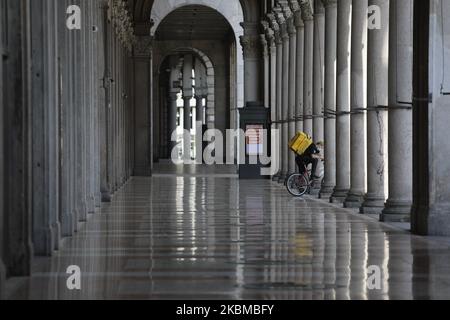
[6,176,450,300]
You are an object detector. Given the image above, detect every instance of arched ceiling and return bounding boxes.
[127,0,260,24]
[155,5,233,41]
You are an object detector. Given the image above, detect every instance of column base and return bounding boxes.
[330,188,349,204]
[380,199,411,222]
[61,210,75,237]
[0,259,6,299]
[344,191,365,208]
[278,173,287,184]
[319,183,335,199]
[310,180,322,196]
[101,191,112,203]
[77,200,88,222]
[272,172,281,182]
[52,222,61,251]
[360,195,386,214]
[95,192,102,208]
[86,195,95,215]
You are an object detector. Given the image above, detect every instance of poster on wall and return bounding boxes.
[245,124,264,156]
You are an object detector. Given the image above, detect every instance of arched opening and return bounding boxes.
[150,4,242,173]
[155,49,213,163]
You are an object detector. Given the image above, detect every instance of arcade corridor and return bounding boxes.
[2,0,450,301]
[5,176,450,300]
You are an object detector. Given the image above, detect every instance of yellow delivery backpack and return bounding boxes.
[289,132,313,155]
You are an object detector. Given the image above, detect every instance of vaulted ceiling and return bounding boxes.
[125,0,261,24]
[155,5,233,41]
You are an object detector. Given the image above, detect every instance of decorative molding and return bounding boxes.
[134,36,153,57]
[299,0,314,21]
[321,0,338,8]
[109,0,136,52]
[239,35,261,60]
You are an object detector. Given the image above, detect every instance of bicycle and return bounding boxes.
[286,159,324,197]
[285,163,313,197]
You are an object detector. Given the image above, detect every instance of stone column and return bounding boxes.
[268,13,283,180]
[287,15,297,175]
[311,0,325,194]
[331,0,352,203]
[274,6,289,183]
[99,1,112,201]
[169,56,180,158]
[320,0,338,199]
[344,0,368,208]
[261,34,270,108]
[313,0,325,143]
[183,54,193,162]
[301,0,314,136]
[361,0,389,214]
[3,0,33,276]
[293,9,304,134]
[381,0,413,222]
[0,0,5,294]
[240,24,261,103]
[133,36,153,176]
[412,0,450,236]
[29,0,62,255]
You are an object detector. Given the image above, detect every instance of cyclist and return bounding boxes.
[295,141,323,179]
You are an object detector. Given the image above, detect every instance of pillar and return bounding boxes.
[268,13,284,180]
[168,56,180,158]
[331,0,351,203]
[320,0,337,199]
[287,15,297,175]
[381,0,413,222]
[274,7,289,181]
[300,0,314,136]
[99,1,112,201]
[261,34,270,108]
[344,0,368,208]
[313,0,325,143]
[183,54,193,162]
[360,0,389,214]
[240,24,260,104]
[293,9,304,134]
[3,0,33,275]
[311,0,325,193]
[412,0,450,236]
[0,0,5,296]
[133,36,153,176]
[30,0,61,255]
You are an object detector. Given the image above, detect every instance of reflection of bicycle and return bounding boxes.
[286,163,312,197]
[286,160,324,197]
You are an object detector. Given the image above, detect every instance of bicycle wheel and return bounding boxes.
[286,173,309,197]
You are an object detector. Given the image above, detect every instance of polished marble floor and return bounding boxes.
[6,176,450,300]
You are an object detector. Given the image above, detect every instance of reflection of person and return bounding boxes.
[295,141,324,179]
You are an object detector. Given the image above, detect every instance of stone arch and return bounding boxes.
[157,47,216,130]
[150,0,245,123]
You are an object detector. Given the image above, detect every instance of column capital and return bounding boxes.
[267,13,282,45]
[239,35,261,59]
[260,34,269,57]
[299,0,314,21]
[314,0,325,14]
[321,0,338,8]
[293,10,304,28]
[287,17,297,35]
[288,0,301,13]
[133,36,153,57]
[274,6,289,39]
